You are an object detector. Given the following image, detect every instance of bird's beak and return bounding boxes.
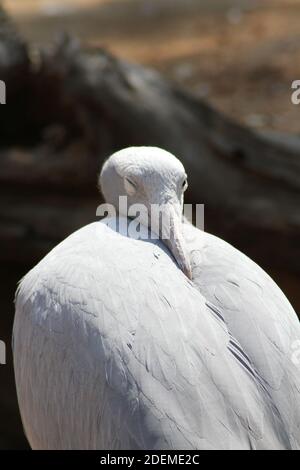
[152,203,192,280]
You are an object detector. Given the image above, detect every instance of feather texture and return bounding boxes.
[13,218,300,449]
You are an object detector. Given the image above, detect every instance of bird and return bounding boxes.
[13,146,300,450]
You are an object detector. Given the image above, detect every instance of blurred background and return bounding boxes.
[0,0,299,449]
[3,0,300,133]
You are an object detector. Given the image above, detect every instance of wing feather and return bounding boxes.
[185,222,300,448]
[13,218,296,449]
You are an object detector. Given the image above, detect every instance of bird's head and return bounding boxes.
[99,146,191,279]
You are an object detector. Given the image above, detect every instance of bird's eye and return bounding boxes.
[182,178,188,191]
[124,176,137,196]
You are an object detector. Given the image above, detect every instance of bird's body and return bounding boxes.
[13,147,300,450]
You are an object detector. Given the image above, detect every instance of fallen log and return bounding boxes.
[0,25,299,273]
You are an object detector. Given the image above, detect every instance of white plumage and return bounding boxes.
[13,147,300,450]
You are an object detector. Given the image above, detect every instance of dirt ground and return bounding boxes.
[3,0,300,134]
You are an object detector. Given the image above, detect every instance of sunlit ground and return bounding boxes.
[3,0,300,134]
